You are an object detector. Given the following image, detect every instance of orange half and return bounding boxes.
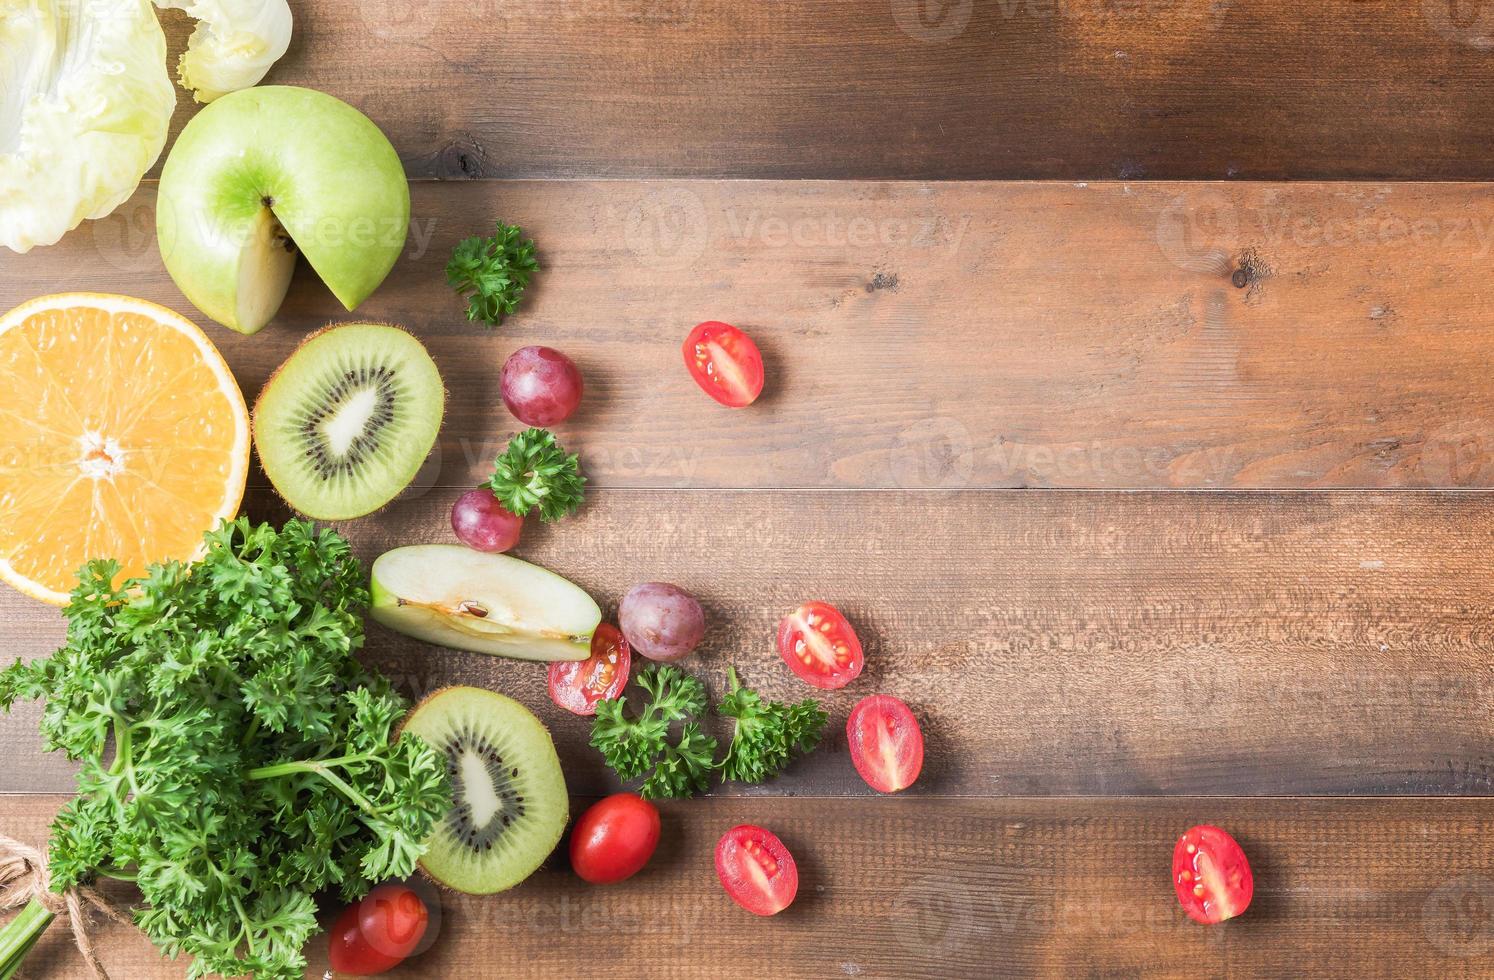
[0,293,250,604]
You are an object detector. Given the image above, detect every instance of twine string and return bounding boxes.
[0,835,126,980]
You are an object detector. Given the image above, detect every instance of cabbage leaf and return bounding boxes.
[0,0,175,253]
[0,0,292,253]
[154,0,292,104]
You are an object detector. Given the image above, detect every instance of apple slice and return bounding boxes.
[156,85,409,335]
[371,545,600,662]
[234,207,298,334]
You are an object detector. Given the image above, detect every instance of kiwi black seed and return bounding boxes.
[293,363,400,480]
[442,726,527,849]
[252,323,445,521]
[400,687,568,895]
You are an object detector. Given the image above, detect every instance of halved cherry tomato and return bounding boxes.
[777,601,864,690]
[570,793,661,884]
[715,824,798,916]
[329,883,429,975]
[846,694,924,793]
[548,624,631,716]
[682,321,764,407]
[1172,825,1253,924]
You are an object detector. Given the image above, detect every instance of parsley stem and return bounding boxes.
[246,756,382,817]
[308,767,378,817]
[230,894,256,957]
[107,717,129,776]
[115,721,141,797]
[245,753,378,780]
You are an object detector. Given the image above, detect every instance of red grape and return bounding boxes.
[618,582,705,662]
[501,346,583,426]
[451,489,523,552]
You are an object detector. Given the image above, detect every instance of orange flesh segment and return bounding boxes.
[0,296,248,603]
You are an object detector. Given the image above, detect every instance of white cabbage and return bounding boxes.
[154,0,291,103]
[0,0,175,253]
[0,0,291,253]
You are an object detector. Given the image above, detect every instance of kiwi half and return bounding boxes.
[401,687,569,894]
[253,323,444,520]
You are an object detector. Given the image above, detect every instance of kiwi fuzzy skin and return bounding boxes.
[251,321,449,520]
[397,685,570,896]
[394,684,463,740]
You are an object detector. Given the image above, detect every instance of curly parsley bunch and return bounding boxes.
[591,665,718,799]
[591,665,827,799]
[445,221,538,326]
[0,519,449,980]
[484,427,586,522]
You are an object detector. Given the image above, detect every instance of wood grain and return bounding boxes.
[4,794,1494,978]
[7,180,1494,489]
[4,489,1490,797]
[148,1,1494,181]
[5,2,1489,976]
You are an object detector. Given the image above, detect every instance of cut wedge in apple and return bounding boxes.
[371,545,600,662]
[157,85,410,335]
[235,207,299,333]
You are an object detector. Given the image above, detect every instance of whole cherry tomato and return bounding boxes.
[570,793,661,885]
[328,883,429,975]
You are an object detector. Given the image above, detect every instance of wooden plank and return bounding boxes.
[8,180,1494,489]
[4,794,1494,978]
[3,489,1490,797]
[147,2,1494,180]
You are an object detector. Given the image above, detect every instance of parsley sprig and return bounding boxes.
[591,665,717,800]
[589,664,826,799]
[445,221,538,326]
[484,427,586,522]
[716,667,828,784]
[0,519,449,980]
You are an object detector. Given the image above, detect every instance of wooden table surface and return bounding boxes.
[5,2,1494,977]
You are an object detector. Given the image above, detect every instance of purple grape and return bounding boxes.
[451,489,523,553]
[618,582,705,662]
[501,346,583,426]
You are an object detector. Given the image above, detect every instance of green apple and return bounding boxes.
[157,85,409,335]
[370,545,601,662]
